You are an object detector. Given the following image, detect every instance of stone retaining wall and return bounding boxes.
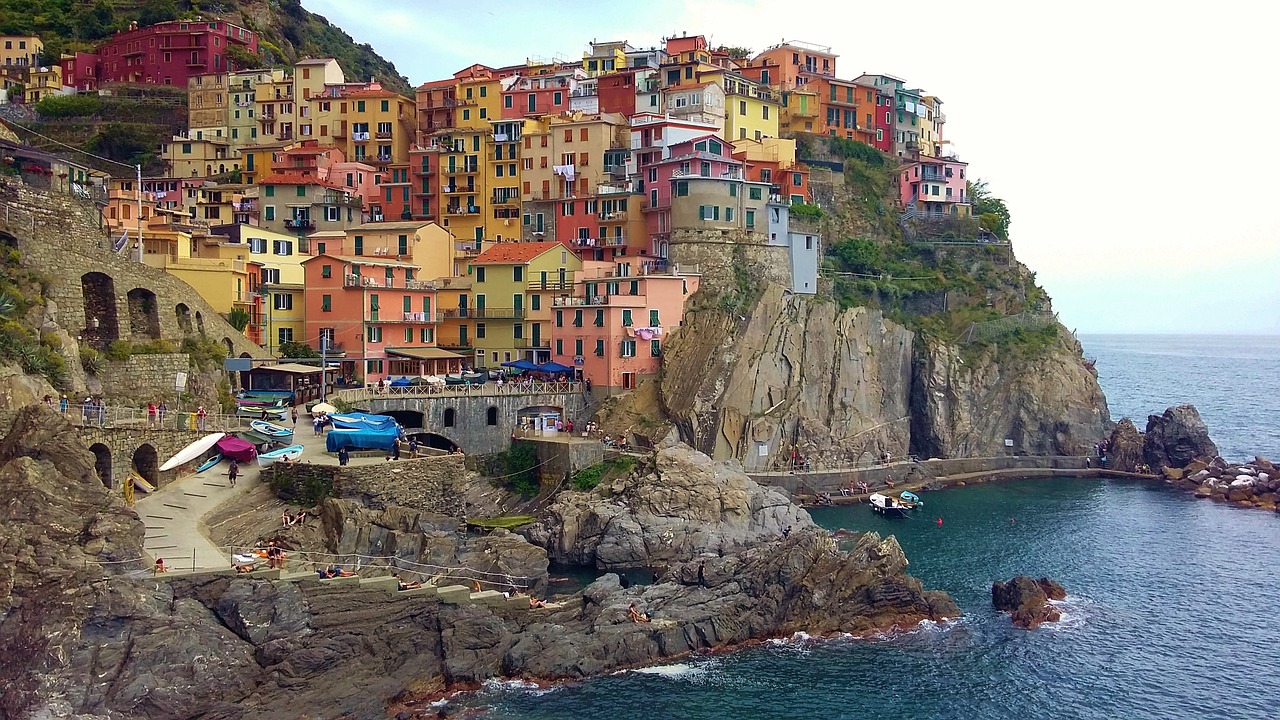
[95,353,191,406]
[750,455,1092,495]
[269,455,467,517]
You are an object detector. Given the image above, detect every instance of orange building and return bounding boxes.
[747,41,838,90]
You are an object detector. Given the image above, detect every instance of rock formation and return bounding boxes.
[524,443,812,568]
[1175,457,1279,511]
[1105,418,1145,473]
[910,331,1110,459]
[991,576,1066,629]
[1143,404,1219,470]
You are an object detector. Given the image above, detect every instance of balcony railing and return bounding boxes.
[352,131,371,141]
[375,131,393,139]
[597,210,628,222]
[454,241,481,256]
[603,234,627,246]
[365,312,440,324]
[322,193,362,207]
[232,200,256,211]
[284,218,315,230]
[441,185,476,194]
[444,205,481,215]
[440,307,525,319]
[528,280,572,291]
[515,338,551,349]
[491,193,520,206]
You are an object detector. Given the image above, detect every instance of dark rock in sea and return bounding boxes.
[1106,418,1145,473]
[1143,404,1219,470]
[991,576,1065,629]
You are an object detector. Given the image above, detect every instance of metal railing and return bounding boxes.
[2,405,245,433]
[331,380,583,402]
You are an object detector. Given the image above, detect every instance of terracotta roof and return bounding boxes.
[472,241,563,264]
[340,87,405,99]
[417,77,457,90]
[257,173,346,190]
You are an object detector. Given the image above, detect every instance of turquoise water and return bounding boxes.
[465,335,1280,719]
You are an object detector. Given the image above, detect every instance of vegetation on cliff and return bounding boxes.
[0,249,66,388]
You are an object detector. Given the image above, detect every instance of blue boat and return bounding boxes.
[196,454,223,473]
[899,491,923,508]
[257,444,304,468]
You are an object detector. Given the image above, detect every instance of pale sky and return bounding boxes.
[303,0,1280,334]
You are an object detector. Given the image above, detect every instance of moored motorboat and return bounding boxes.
[870,492,911,517]
[899,490,924,508]
[250,419,294,439]
[257,444,304,467]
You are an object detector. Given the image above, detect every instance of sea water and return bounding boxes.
[467,335,1280,719]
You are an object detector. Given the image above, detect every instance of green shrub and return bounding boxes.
[493,441,540,498]
[572,456,636,492]
[131,338,177,354]
[36,94,101,118]
[103,340,133,362]
[79,344,101,374]
[790,202,824,220]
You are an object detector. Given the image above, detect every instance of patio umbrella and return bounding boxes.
[310,402,337,416]
[536,361,573,375]
[502,358,540,371]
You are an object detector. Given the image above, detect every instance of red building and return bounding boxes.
[61,19,257,91]
[597,69,640,117]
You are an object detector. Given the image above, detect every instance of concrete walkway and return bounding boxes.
[135,461,262,572]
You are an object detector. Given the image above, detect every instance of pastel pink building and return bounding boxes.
[899,157,970,218]
[641,132,744,257]
[268,142,379,208]
[550,260,700,394]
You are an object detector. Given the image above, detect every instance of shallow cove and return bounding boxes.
[466,477,1280,719]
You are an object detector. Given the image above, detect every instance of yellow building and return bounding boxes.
[228,68,283,150]
[255,69,296,144]
[721,73,781,142]
[25,65,61,104]
[455,74,501,130]
[293,57,345,144]
[336,84,414,168]
[1,36,42,69]
[187,72,229,141]
[520,111,628,200]
[780,87,820,135]
[583,40,631,77]
[238,139,298,185]
[462,241,580,368]
[339,221,458,281]
[232,225,308,352]
[730,135,798,168]
[434,127,488,245]
[161,135,237,178]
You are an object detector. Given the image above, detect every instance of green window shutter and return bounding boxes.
[649,309,659,325]
[622,309,632,326]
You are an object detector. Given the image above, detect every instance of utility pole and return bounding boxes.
[320,331,327,403]
[135,163,144,262]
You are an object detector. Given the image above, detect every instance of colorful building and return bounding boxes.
[779,87,820,134]
[24,65,63,104]
[747,41,838,90]
[721,72,781,142]
[336,82,415,167]
[461,241,581,369]
[227,68,281,150]
[254,68,295,144]
[550,260,700,393]
[60,19,257,91]
[899,157,969,218]
[187,72,228,141]
[210,224,308,352]
[500,65,586,120]
[642,132,745,258]
[256,173,362,250]
[731,137,809,204]
[1,35,43,70]
[301,254,449,382]
[160,134,236,178]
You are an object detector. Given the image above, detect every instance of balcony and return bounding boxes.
[371,154,394,165]
[597,210,628,222]
[491,192,520,206]
[528,279,572,291]
[919,173,947,183]
[365,312,440,324]
[284,218,315,230]
[789,103,818,118]
[454,241,481,256]
[257,113,275,124]
[515,338,551,349]
[436,335,472,350]
[441,185,477,195]
[351,131,371,141]
[440,307,525,319]
[375,131,393,139]
[322,193,362,207]
[232,200,257,211]
[603,234,627,246]
[444,205,481,216]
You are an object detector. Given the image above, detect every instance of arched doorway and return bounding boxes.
[412,432,458,452]
[382,409,424,430]
[175,303,193,334]
[486,406,499,426]
[222,337,235,355]
[195,310,205,334]
[443,407,456,427]
[132,443,158,486]
[80,272,120,349]
[126,288,161,340]
[89,443,112,487]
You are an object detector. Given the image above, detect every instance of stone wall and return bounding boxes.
[94,353,190,406]
[360,390,590,455]
[270,455,467,517]
[668,228,792,293]
[748,455,1092,495]
[0,178,267,360]
[525,438,605,482]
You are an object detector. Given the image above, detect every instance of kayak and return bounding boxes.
[159,432,226,472]
[196,454,223,473]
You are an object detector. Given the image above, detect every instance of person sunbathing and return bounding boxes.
[529,597,547,609]
[627,603,650,623]
[331,565,355,577]
[154,558,168,574]
[396,575,422,591]
[234,563,255,574]
[315,567,336,579]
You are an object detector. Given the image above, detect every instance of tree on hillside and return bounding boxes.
[225,308,251,332]
[278,340,320,359]
[968,179,1012,239]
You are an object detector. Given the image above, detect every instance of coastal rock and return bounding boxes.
[1106,418,1145,473]
[991,576,1065,629]
[524,443,812,568]
[1143,405,1218,470]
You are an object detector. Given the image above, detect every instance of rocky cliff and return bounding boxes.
[0,408,955,720]
[525,443,812,568]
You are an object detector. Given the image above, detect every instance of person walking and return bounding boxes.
[291,406,299,425]
[338,446,350,466]
[392,436,402,461]
[59,395,68,414]
[196,405,208,431]
[147,402,157,427]
[157,401,167,427]
[228,459,239,487]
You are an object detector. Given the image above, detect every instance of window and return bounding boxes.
[273,293,293,311]
[277,327,293,345]
[555,339,563,355]
[746,209,755,228]
[354,236,363,255]
[321,264,332,278]
[749,186,762,200]
[398,235,408,255]
[476,322,486,339]
[622,309,633,327]
[675,180,689,197]
[325,205,339,222]
[486,406,498,426]
[574,338,583,356]
[739,100,747,116]
[421,328,433,343]
[595,309,604,327]
[595,339,605,356]
[729,183,738,197]
[367,326,382,343]
[264,206,275,221]
[513,266,523,282]
[793,172,803,186]
[475,267,486,282]
[553,91,563,105]
[248,237,267,254]
[651,339,661,357]
[273,239,292,255]
[504,95,513,109]
[556,310,563,327]
[321,294,332,311]
[649,309,659,326]
[443,408,455,427]
[573,310,582,327]
[621,339,636,357]
[726,207,734,222]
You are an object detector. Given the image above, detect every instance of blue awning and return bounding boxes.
[536,361,573,374]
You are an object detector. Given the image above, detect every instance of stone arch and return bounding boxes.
[89,443,112,488]
[175,303,193,334]
[222,337,235,354]
[382,409,424,429]
[80,272,120,349]
[486,406,498,426]
[132,443,158,486]
[0,230,18,250]
[443,407,456,428]
[413,432,459,452]
[239,352,251,359]
[126,288,161,340]
[195,310,206,334]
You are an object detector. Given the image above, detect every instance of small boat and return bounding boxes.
[238,404,289,420]
[250,420,294,439]
[899,491,924,508]
[461,371,487,384]
[159,432,226,471]
[870,492,910,517]
[258,444,305,467]
[196,454,223,473]
[444,374,465,386]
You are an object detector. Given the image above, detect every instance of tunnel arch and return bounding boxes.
[80,272,120,348]
[381,409,424,430]
[175,303,193,334]
[126,288,161,340]
[132,443,159,486]
[409,432,459,453]
[89,443,112,488]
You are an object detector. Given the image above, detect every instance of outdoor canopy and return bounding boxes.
[390,376,412,387]
[536,361,574,375]
[501,358,539,371]
[325,411,402,452]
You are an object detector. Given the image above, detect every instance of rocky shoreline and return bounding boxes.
[0,408,956,720]
[1105,404,1279,513]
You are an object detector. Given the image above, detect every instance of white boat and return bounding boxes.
[870,492,910,517]
[158,432,226,472]
[257,444,305,467]
[249,419,294,439]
